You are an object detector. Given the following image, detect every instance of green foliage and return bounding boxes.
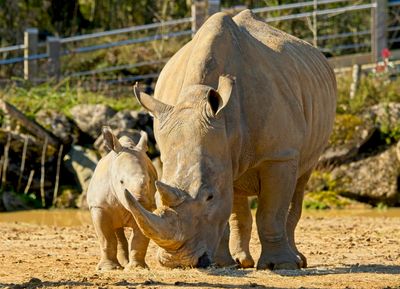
[304,190,351,210]
[329,114,364,146]
[380,123,400,145]
[304,171,352,210]
[18,192,42,208]
[376,202,388,211]
[0,79,140,118]
[336,74,400,115]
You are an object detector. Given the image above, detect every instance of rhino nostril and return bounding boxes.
[197,252,211,268]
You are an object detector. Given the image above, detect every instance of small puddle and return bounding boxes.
[303,208,400,218]
[0,209,92,227]
[0,208,399,227]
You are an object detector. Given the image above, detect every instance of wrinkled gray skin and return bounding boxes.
[87,127,157,270]
[126,10,337,270]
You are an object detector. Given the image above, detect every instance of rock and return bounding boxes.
[1,191,31,211]
[107,110,138,130]
[70,104,116,139]
[365,102,400,132]
[64,145,99,208]
[54,187,80,208]
[35,109,79,145]
[331,144,400,206]
[319,114,376,166]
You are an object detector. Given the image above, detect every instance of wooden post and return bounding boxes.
[47,36,61,81]
[350,64,361,99]
[208,0,221,16]
[24,28,38,81]
[192,0,207,34]
[371,0,388,62]
[312,0,318,47]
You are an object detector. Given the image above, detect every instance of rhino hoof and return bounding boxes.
[298,253,307,268]
[256,261,300,271]
[124,261,148,270]
[233,253,255,268]
[97,260,123,271]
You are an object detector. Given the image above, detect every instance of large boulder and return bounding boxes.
[365,102,400,131]
[64,145,99,208]
[35,109,79,145]
[107,110,139,130]
[70,104,116,139]
[319,114,376,166]
[331,144,400,206]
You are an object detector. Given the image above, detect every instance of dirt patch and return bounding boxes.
[0,210,399,289]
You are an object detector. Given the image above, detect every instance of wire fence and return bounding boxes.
[0,0,398,85]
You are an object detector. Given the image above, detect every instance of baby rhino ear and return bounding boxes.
[136,131,148,152]
[102,126,123,153]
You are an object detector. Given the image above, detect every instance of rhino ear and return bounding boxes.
[102,126,123,153]
[208,75,235,116]
[133,82,173,119]
[136,131,148,152]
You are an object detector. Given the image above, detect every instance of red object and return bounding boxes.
[381,48,391,59]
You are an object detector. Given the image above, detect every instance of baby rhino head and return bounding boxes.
[102,126,156,211]
[102,126,148,154]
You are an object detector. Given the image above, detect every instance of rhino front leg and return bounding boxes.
[116,227,129,267]
[91,207,122,270]
[229,194,255,268]
[214,224,236,267]
[286,169,313,268]
[124,223,149,270]
[256,160,302,270]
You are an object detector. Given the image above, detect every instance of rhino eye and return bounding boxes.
[206,195,214,201]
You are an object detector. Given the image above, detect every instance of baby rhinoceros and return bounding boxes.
[87,127,157,271]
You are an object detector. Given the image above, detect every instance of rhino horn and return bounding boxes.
[123,189,177,246]
[156,181,185,207]
[133,82,173,118]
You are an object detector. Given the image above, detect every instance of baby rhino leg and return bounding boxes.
[116,228,129,267]
[91,207,122,270]
[124,223,149,270]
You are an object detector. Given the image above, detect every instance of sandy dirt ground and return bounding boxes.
[0,209,399,289]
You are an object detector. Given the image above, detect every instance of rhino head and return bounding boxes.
[125,76,236,268]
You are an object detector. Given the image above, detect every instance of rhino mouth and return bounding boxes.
[197,252,211,268]
[157,246,210,268]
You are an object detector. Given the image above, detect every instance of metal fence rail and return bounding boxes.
[61,17,192,43]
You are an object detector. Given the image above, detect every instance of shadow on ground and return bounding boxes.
[274,264,400,276]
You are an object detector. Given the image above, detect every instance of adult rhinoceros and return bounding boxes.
[126,9,336,270]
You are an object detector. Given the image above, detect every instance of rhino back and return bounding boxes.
[154,10,336,178]
[86,154,116,208]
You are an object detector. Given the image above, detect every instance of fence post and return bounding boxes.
[208,0,221,16]
[192,0,207,34]
[371,0,388,62]
[47,37,61,81]
[24,28,38,81]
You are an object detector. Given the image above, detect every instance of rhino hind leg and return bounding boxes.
[124,223,150,270]
[256,160,302,270]
[214,224,236,267]
[91,207,123,271]
[229,194,255,268]
[116,227,129,267]
[286,168,313,268]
